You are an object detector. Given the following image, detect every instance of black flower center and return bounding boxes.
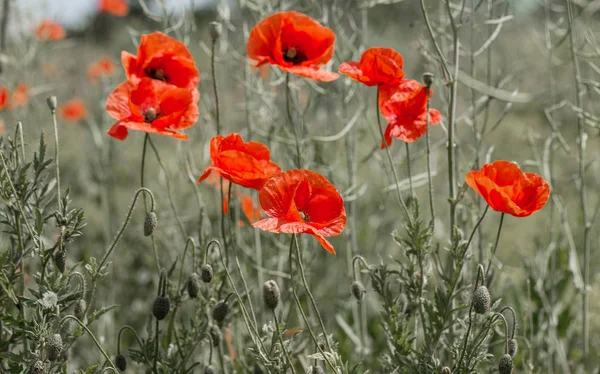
[143,108,158,123]
[283,47,307,65]
[145,68,167,82]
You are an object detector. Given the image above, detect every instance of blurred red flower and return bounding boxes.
[121,32,199,90]
[88,57,116,83]
[59,99,88,122]
[247,11,338,82]
[0,86,8,111]
[10,83,28,109]
[252,169,346,254]
[197,133,282,190]
[106,78,199,140]
[379,79,442,146]
[339,47,405,86]
[465,161,550,217]
[99,0,129,16]
[240,194,262,223]
[34,20,66,41]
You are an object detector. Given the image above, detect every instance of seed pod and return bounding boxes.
[209,21,222,41]
[54,250,66,273]
[498,354,513,374]
[472,285,491,314]
[46,96,58,112]
[115,354,127,371]
[440,367,452,374]
[74,299,86,320]
[46,334,63,361]
[204,365,215,374]
[212,300,228,323]
[201,264,213,283]
[263,280,280,310]
[351,281,365,302]
[144,211,157,236]
[423,72,434,87]
[152,296,170,320]
[508,338,518,357]
[210,325,221,347]
[187,272,201,298]
[30,360,45,374]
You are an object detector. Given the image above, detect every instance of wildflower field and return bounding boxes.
[1,0,599,373]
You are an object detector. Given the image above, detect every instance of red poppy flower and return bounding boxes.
[379,79,442,147]
[106,78,199,140]
[59,99,88,122]
[34,20,66,41]
[240,194,262,223]
[88,57,116,83]
[99,0,129,16]
[339,47,405,86]
[247,11,338,82]
[197,133,282,191]
[252,169,346,254]
[10,83,28,109]
[465,161,550,217]
[0,86,8,111]
[121,32,199,90]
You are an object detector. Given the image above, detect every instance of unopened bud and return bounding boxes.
[351,281,365,302]
[508,338,518,357]
[30,360,45,374]
[187,272,201,299]
[440,367,452,374]
[204,365,214,374]
[46,96,57,112]
[201,264,213,283]
[54,250,66,273]
[152,296,170,320]
[45,334,63,361]
[263,280,280,310]
[498,354,513,374]
[210,21,222,41]
[115,354,127,371]
[74,299,86,320]
[472,285,491,314]
[144,211,157,236]
[423,72,434,87]
[212,300,229,323]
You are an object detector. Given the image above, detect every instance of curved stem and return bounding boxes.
[50,106,61,210]
[118,326,150,365]
[140,134,161,275]
[273,310,296,374]
[499,306,517,339]
[211,32,220,134]
[465,206,490,252]
[68,271,87,300]
[485,212,505,280]
[60,315,117,371]
[352,255,371,282]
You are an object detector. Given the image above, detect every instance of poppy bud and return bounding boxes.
[262,280,280,310]
[152,296,170,320]
[311,366,324,374]
[45,334,63,361]
[187,272,201,298]
[30,360,45,374]
[498,354,513,374]
[204,366,214,374]
[472,286,491,314]
[212,300,229,323]
[210,21,222,41]
[46,96,57,112]
[74,299,86,320]
[423,72,434,88]
[440,367,452,374]
[210,325,221,347]
[115,354,127,371]
[144,211,157,236]
[201,264,213,283]
[351,281,365,303]
[54,250,66,273]
[508,338,518,357]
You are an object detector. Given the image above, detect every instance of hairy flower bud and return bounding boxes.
[46,334,63,361]
[472,285,491,314]
[201,264,213,283]
[74,299,86,320]
[498,354,513,374]
[210,21,222,41]
[46,96,57,112]
[263,280,280,310]
[152,296,170,320]
[144,211,157,236]
[204,365,215,374]
[54,250,66,273]
[210,325,221,347]
[440,367,452,374]
[115,354,127,371]
[30,360,45,374]
[212,300,229,323]
[187,272,201,298]
[508,338,518,357]
[351,281,365,302]
[423,72,434,88]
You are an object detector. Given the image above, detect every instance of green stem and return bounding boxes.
[273,310,295,374]
[211,33,220,135]
[485,212,505,281]
[405,142,414,201]
[118,326,151,366]
[60,315,118,371]
[140,134,161,275]
[50,108,61,210]
[424,82,436,229]
[285,73,302,168]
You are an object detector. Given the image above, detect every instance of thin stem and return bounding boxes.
[465,205,490,252]
[217,342,227,374]
[424,82,436,229]
[0,0,10,76]
[285,73,302,168]
[118,326,151,365]
[485,212,505,281]
[376,87,410,218]
[273,310,296,374]
[140,133,161,275]
[211,33,220,135]
[405,142,414,200]
[60,315,117,370]
[50,107,62,210]
[153,319,160,373]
